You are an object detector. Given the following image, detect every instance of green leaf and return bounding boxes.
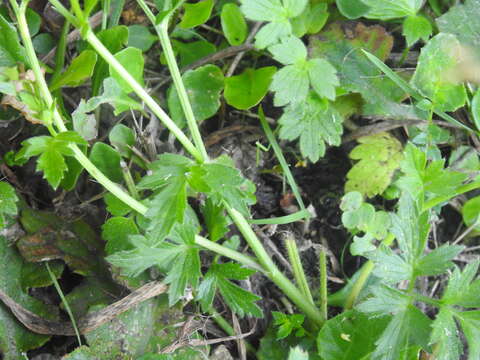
[179,0,214,29]
[20,260,64,291]
[224,66,276,110]
[0,181,18,229]
[221,3,247,46]
[288,347,308,360]
[0,14,28,66]
[462,196,480,231]
[109,47,145,93]
[197,262,262,317]
[88,142,123,183]
[26,8,41,37]
[402,15,432,47]
[269,60,310,106]
[240,0,307,48]
[269,36,307,65]
[291,3,329,37]
[104,192,133,216]
[430,307,463,360]
[278,93,343,162]
[196,156,257,217]
[109,123,136,158]
[310,23,419,119]
[317,310,390,360]
[0,235,56,356]
[437,0,480,58]
[128,25,157,52]
[102,217,138,255]
[50,50,98,90]
[18,133,86,189]
[307,58,339,101]
[456,310,480,359]
[372,305,431,360]
[441,260,480,308]
[411,34,467,112]
[91,25,129,95]
[172,40,216,68]
[168,64,224,128]
[272,311,305,339]
[362,0,423,20]
[87,77,143,115]
[201,198,229,242]
[472,88,480,132]
[345,132,403,198]
[33,33,56,55]
[368,246,413,284]
[72,100,97,141]
[138,154,193,241]
[335,0,369,19]
[415,244,464,276]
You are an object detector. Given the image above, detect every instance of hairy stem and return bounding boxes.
[285,236,314,305]
[319,249,328,322]
[227,206,323,326]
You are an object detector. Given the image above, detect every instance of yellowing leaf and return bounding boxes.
[345,132,403,198]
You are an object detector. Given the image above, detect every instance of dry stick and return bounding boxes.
[0,281,167,335]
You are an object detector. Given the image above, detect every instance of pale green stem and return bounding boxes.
[285,236,314,305]
[14,0,149,215]
[195,235,263,273]
[135,0,208,161]
[84,30,203,163]
[227,206,323,326]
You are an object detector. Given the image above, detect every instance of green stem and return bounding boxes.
[285,236,314,305]
[194,235,263,273]
[259,107,306,210]
[14,3,148,215]
[135,0,209,161]
[344,233,395,309]
[84,30,203,162]
[319,249,328,322]
[226,206,323,326]
[46,262,82,345]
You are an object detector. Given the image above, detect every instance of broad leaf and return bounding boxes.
[109,123,136,158]
[402,15,432,47]
[362,0,423,20]
[345,132,403,198]
[0,14,28,66]
[278,93,343,162]
[172,40,216,68]
[89,142,123,183]
[179,0,214,29]
[0,235,56,357]
[0,181,18,229]
[430,307,463,360]
[101,217,138,255]
[317,310,390,360]
[128,25,157,52]
[411,34,467,112]
[221,3,248,46]
[109,47,145,93]
[437,0,480,58]
[49,50,98,90]
[415,245,464,276]
[168,64,224,128]
[224,66,276,110]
